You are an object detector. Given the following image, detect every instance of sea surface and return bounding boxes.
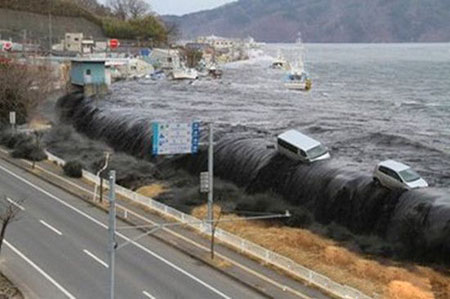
[103,43,450,188]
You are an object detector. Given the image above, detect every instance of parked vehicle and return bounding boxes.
[373,160,428,190]
[277,130,330,163]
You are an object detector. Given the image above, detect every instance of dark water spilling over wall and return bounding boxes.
[58,92,450,264]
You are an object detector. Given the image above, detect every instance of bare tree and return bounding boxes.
[0,196,23,254]
[128,0,150,18]
[165,21,181,44]
[0,59,54,126]
[108,0,127,20]
[107,0,150,20]
[71,0,112,16]
[71,0,100,11]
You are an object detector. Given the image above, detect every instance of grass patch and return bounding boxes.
[191,204,450,298]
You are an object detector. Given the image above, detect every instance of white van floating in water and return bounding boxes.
[277,130,330,163]
[373,160,428,190]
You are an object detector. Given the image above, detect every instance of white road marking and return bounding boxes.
[83,249,108,268]
[4,240,76,299]
[0,164,231,299]
[6,197,24,210]
[142,290,156,299]
[1,156,311,299]
[39,220,63,236]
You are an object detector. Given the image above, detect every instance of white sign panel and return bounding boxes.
[152,122,200,156]
[9,111,16,125]
[200,172,209,193]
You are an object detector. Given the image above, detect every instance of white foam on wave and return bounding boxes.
[224,49,274,69]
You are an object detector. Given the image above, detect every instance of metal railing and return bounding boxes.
[46,152,371,299]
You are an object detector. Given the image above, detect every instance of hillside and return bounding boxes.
[0,0,169,46]
[164,0,450,42]
[0,9,105,43]
[0,0,104,44]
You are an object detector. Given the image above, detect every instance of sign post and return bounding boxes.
[9,111,16,130]
[3,41,12,52]
[109,39,120,50]
[200,172,209,193]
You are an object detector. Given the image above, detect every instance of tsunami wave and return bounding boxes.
[57,92,450,264]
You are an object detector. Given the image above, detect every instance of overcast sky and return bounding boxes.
[99,0,236,16]
[151,0,236,15]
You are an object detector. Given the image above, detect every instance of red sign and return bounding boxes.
[3,42,12,51]
[109,39,120,49]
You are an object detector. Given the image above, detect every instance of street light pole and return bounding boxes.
[207,123,214,233]
[108,170,116,299]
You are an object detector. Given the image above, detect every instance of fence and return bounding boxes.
[46,151,372,299]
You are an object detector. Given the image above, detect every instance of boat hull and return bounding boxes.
[284,80,312,91]
[171,69,198,80]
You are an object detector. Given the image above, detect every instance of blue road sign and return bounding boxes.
[152,122,200,156]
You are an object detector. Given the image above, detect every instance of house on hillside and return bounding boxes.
[197,36,236,50]
[64,33,84,52]
[54,33,106,55]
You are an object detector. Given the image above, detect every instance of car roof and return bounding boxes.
[378,160,411,172]
[277,130,321,151]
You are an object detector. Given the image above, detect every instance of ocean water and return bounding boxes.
[58,44,450,260]
[104,43,450,188]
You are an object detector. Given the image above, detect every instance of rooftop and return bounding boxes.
[379,160,411,171]
[277,130,322,150]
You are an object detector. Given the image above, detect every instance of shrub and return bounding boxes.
[11,141,47,161]
[284,207,314,228]
[102,15,168,45]
[63,160,83,178]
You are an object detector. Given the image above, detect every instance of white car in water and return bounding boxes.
[277,130,330,163]
[373,160,428,190]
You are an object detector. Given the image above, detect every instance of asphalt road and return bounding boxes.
[0,159,267,299]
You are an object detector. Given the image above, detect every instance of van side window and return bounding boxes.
[379,166,390,175]
[380,166,403,182]
[278,139,298,154]
[390,171,403,182]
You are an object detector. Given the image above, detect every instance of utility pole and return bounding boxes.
[22,29,26,58]
[207,123,214,233]
[108,171,116,299]
[48,1,53,54]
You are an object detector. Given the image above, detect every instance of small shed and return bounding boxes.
[70,59,110,96]
[71,59,107,86]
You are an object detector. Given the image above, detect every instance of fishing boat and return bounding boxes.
[171,63,199,80]
[283,33,312,91]
[284,68,312,91]
[171,67,198,80]
[272,50,289,70]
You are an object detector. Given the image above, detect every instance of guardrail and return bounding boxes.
[46,151,372,299]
